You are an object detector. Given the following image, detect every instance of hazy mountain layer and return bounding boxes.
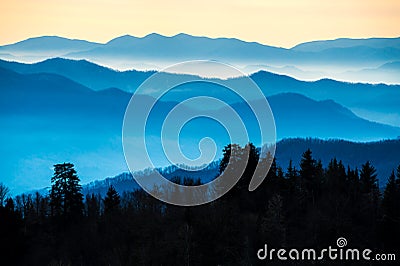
[1,58,399,126]
[1,67,400,193]
[0,34,399,83]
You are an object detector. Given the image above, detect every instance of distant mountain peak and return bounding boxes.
[144,32,166,38]
[105,34,139,45]
[291,36,400,51]
[173,33,192,38]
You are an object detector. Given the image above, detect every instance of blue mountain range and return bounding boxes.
[1,58,399,127]
[1,61,400,193]
[0,33,399,83]
[1,35,400,194]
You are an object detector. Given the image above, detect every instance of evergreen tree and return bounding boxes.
[359,161,380,243]
[217,143,244,198]
[286,159,298,181]
[382,171,399,219]
[238,143,259,191]
[264,157,285,194]
[397,165,400,190]
[50,163,83,219]
[285,159,299,200]
[219,144,244,174]
[381,170,400,248]
[86,193,101,219]
[219,144,233,175]
[360,161,379,194]
[346,166,359,187]
[325,158,347,193]
[299,149,316,181]
[104,185,121,215]
[299,149,321,204]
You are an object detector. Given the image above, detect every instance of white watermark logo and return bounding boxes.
[122,61,276,206]
[257,237,396,261]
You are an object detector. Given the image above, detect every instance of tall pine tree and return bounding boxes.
[299,149,322,204]
[104,185,121,216]
[360,161,379,194]
[381,169,400,248]
[50,163,83,219]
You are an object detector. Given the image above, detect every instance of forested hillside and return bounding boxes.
[1,145,399,265]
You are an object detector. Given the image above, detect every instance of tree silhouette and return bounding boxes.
[50,163,83,219]
[5,150,400,264]
[397,165,400,192]
[86,193,101,219]
[360,161,379,194]
[0,182,10,207]
[286,159,298,181]
[237,143,259,192]
[382,171,398,218]
[299,149,322,205]
[219,144,239,174]
[325,158,347,194]
[0,191,25,264]
[103,185,121,215]
[381,169,400,248]
[5,197,15,212]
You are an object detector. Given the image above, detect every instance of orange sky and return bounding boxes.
[1,0,399,47]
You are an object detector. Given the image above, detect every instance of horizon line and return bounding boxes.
[1,32,400,49]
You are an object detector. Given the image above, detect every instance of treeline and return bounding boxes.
[275,138,400,185]
[0,144,400,265]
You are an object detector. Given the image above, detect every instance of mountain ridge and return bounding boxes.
[2,66,400,193]
[1,33,399,84]
[3,34,400,51]
[27,138,400,197]
[292,36,400,51]
[1,57,399,127]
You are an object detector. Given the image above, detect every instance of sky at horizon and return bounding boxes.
[1,0,399,48]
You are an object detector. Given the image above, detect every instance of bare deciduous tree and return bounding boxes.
[0,182,10,207]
